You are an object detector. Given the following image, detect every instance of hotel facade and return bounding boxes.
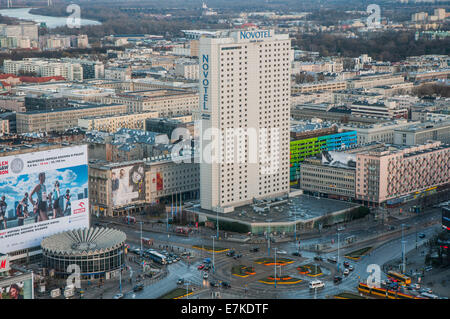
[197,29,291,212]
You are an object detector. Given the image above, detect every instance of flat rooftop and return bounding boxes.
[188,194,359,226]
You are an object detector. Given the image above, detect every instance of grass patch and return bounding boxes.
[344,247,373,260]
[254,257,294,266]
[158,287,194,299]
[231,265,256,277]
[297,264,323,277]
[258,275,302,285]
[192,245,229,253]
[334,292,367,299]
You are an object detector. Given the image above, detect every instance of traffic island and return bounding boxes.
[231,265,256,278]
[344,246,373,261]
[159,287,194,299]
[258,275,302,285]
[254,257,294,266]
[192,245,229,253]
[334,292,368,299]
[297,264,323,277]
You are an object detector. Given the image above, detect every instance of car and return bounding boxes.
[221,281,231,288]
[233,254,242,259]
[277,250,287,255]
[144,273,153,278]
[337,226,346,231]
[175,256,181,261]
[133,284,144,292]
[343,269,350,276]
[177,278,185,285]
[348,265,354,271]
[327,256,337,263]
[250,247,259,253]
[333,276,342,284]
[113,293,124,299]
[203,272,209,279]
[204,264,211,271]
[209,281,217,287]
[226,250,235,257]
[412,283,420,290]
[197,264,205,270]
[420,287,433,294]
[291,252,302,257]
[419,233,426,239]
[425,266,433,272]
[167,259,173,264]
[343,261,350,268]
[309,280,325,289]
[314,256,323,262]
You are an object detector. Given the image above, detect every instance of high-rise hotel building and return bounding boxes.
[197,29,291,213]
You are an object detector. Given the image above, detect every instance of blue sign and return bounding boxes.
[239,30,271,40]
[201,54,209,111]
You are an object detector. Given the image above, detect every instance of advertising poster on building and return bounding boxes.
[0,276,33,299]
[156,172,163,191]
[111,164,145,207]
[322,151,357,168]
[0,145,89,254]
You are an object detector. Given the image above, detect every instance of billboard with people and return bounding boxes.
[0,276,33,299]
[111,164,145,208]
[321,151,357,169]
[0,145,89,254]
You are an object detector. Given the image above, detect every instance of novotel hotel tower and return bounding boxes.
[197,29,292,213]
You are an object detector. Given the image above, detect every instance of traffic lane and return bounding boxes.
[126,260,205,299]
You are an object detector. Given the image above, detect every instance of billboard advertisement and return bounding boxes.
[111,164,145,207]
[322,151,357,168]
[156,172,163,191]
[0,274,34,299]
[0,145,89,254]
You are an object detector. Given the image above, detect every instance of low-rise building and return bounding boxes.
[393,120,450,146]
[78,111,158,133]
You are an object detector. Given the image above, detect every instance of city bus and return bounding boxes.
[147,251,167,265]
[387,271,411,286]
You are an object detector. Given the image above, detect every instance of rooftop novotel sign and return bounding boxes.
[239,30,272,41]
[201,54,209,111]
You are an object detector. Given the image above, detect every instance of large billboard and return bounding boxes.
[322,151,357,169]
[0,145,89,254]
[111,164,145,208]
[0,273,34,299]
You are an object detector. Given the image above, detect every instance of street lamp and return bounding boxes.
[337,228,340,272]
[274,247,277,289]
[401,223,406,273]
[267,219,272,257]
[216,210,219,239]
[212,235,215,274]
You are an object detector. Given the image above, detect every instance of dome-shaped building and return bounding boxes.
[41,227,126,280]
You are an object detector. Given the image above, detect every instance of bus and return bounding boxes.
[387,271,411,286]
[147,251,167,265]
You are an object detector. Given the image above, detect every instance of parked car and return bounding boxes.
[197,264,205,270]
[334,276,342,284]
[133,284,144,292]
[343,269,350,276]
[291,252,302,257]
[177,278,185,285]
[113,293,124,299]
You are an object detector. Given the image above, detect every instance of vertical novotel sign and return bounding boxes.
[201,54,209,111]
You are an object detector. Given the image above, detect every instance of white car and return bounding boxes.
[343,269,350,276]
[277,250,287,255]
[203,272,209,279]
[309,280,325,289]
[113,293,124,299]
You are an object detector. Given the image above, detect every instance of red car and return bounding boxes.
[197,264,205,270]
